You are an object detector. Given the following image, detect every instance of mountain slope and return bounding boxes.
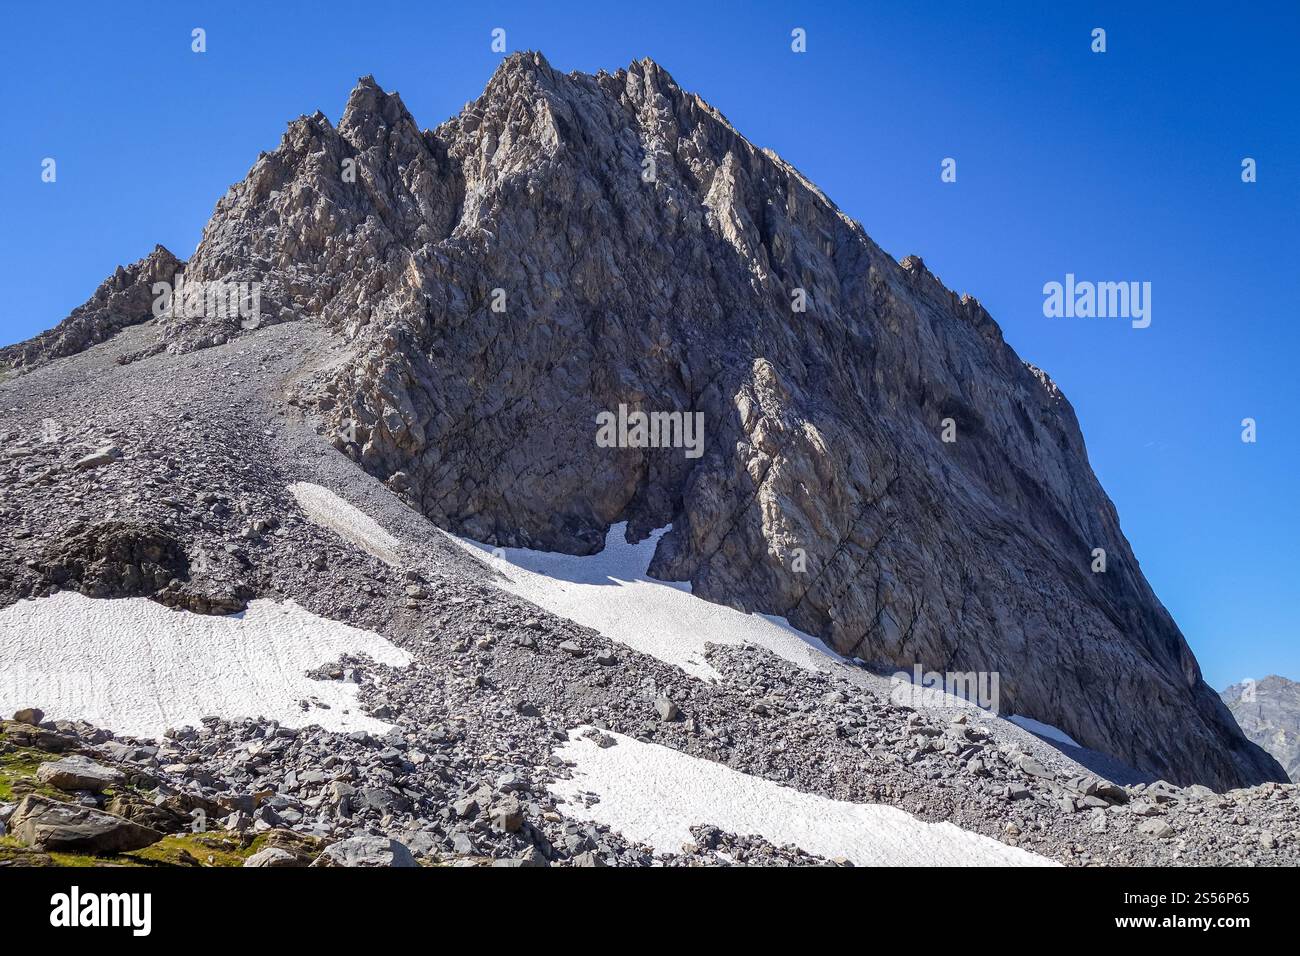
[1,52,1283,790]
[1223,676,1300,782]
[0,298,1294,868]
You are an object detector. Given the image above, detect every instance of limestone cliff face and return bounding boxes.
[1223,676,1300,782]
[5,53,1283,790]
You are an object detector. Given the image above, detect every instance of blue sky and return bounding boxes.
[1,1,1296,689]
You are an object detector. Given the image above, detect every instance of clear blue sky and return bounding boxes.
[2,1,1296,689]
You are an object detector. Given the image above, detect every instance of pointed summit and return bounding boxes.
[627,54,678,85]
[478,50,562,104]
[340,74,419,147]
[492,50,554,76]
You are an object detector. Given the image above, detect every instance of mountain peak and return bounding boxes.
[2,54,1283,791]
[496,49,554,72]
[340,74,417,145]
[626,54,676,82]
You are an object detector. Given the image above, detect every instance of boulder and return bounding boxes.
[73,446,122,470]
[310,835,417,867]
[1137,818,1175,840]
[243,846,305,867]
[655,697,680,722]
[490,798,525,833]
[36,755,125,793]
[8,795,163,854]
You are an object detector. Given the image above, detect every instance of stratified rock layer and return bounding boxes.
[2,53,1282,790]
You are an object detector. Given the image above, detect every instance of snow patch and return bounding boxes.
[289,481,403,566]
[450,523,847,681]
[1005,715,1082,749]
[0,592,411,738]
[550,728,1057,867]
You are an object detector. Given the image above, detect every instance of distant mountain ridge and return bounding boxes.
[1223,676,1300,782]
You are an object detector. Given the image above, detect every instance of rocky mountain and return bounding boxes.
[0,52,1283,791]
[2,321,1294,869]
[1223,676,1300,782]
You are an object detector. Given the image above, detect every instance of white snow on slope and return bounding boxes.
[0,592,411,738]
[450,523,845,680]
[451,523,1092,765]
[289,481,403,565]
[550,729,1057,867]
[1006,715,1082,748]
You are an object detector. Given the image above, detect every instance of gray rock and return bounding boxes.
[0,246,181,372]
[8,794,162,853]
[655,697,680,722]
[35,755,125,793]
[495,773,526,793]
[243,846,304,867]
[1017,756,1053,780]
[1094,781,1129,805]
[450,831,476,855]
[490,797,524,832]
[74,446,123,470]
[495,846,548,867]
[311,835,417,867]
[1137,819,1175,840]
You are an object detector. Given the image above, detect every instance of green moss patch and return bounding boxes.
[0,746,72,803]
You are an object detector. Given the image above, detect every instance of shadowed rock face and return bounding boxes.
[4,52,1283,790]
[1223,676,1300,782]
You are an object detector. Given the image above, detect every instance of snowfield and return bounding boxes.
[289,481,404,566]
[455,523,1094,763]
[451,523,846,681]
[550,728,1057,866]
[1006,715,1083,749]
[0,592,411,738]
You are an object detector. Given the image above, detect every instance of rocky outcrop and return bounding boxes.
[35,520,190,600]
[0,245,182,372]
[2,53,1282,790]
[1223,676,1300,782]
